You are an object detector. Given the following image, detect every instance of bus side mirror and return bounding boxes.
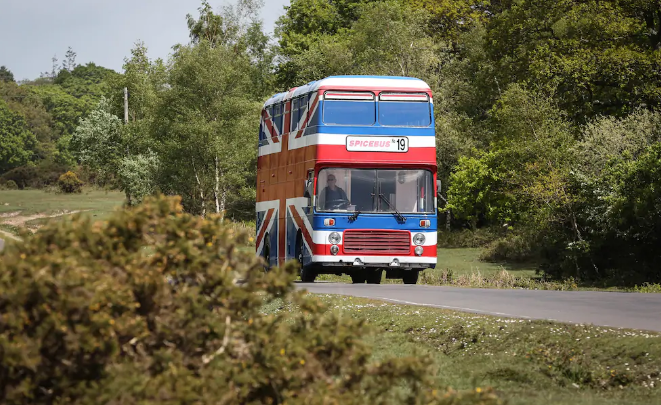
[436,179,442,196]
[305,179,314,205]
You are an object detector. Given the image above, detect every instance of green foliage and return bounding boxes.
[154,40,260,218]
[0,195,502,405]
[0,160,71,189]
[480,233,537,263]
[0,99,37,173]
[576,108,661,176]
[486,0,661,121]
[117,152,159,205]
[30,84,90,137]
[69,96,123,183]
[57,170,84,193]
[447,86,575,228]
[405,0,494,40]
[0,80,57,150]
[53,62,118,101]
[4,180,17,190]
[603,142,661,280]
[276,0,441,88]
[0,66,15,83]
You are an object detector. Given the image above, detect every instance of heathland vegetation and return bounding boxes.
[2,0,661,286]
[3,3,661,401]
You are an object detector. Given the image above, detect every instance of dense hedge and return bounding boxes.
[0,195,501,405]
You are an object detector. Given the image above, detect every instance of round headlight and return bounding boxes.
[412,233,426,246]
[329,232,341,245]
[330,245,339,255]
[414,246,424,256]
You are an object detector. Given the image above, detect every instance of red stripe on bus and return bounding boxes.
[289,204,315,250]
[255,208,274,251]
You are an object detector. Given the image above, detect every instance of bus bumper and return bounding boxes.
[310,255,436,269]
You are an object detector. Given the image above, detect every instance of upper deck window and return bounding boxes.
[323,91,375,126]
[378,92,431,127]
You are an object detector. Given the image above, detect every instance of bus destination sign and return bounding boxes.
[346,136,409,152]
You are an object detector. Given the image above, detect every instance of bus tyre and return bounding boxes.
[366,269,383,284]
[351,271,366,284]
[402,269,419,285]
[300,267,316,283]
[263,242,270,273]
[297,233,316,282]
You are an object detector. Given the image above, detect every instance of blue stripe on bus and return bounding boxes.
[313,126,435,136]
[312,213,436,231]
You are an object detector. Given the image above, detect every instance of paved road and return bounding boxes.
[298,283,661,332]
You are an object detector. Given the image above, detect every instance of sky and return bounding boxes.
[0,0,291,82]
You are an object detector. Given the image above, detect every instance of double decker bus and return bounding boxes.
[256,76,437,284]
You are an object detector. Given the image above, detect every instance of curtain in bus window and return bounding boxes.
[323,91,375,126]
[378,93,431,127]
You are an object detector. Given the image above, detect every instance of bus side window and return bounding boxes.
[274,103,282,135]
[301,94,308,121]
[291,97,299,132]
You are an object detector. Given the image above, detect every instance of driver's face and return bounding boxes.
[327,176,336,189]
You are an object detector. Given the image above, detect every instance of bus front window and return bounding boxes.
[316,168,434,213]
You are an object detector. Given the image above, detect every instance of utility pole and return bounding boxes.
[124,87,129,124]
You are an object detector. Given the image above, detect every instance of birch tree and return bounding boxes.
[153,42,259,219]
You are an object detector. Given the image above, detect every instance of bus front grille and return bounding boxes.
[342,230,411,255]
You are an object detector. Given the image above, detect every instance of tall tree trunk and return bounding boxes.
[219,189,226,223]
[214,155,221,217]
[192,158,206,217]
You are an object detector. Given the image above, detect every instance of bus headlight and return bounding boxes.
[414,246,424,256]
[412,233,425,246]
[330,245,339,255]
[329,232,341,245]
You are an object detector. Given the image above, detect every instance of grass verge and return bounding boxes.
[0,188,126,236]
[0,188,125,216]
[264,294,661,405]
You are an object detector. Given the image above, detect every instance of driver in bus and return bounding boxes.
[320,173,349,209]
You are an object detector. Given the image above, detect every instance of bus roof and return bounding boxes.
[263,75,431,108]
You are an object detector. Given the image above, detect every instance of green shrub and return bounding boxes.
[437,227,502,248]
[480,233,537,263]
[57,170,83,193]
[0,195,502,405]
[4,179,17,190]
[0,161,72,189]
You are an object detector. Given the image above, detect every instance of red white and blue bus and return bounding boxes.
[256,75,437,284]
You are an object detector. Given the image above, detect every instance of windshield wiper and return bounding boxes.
[378,193,406,222]
[348,210,361,222]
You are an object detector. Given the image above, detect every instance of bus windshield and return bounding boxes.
[316,168,434,213]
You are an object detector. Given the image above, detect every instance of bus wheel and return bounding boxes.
[297,232,316,282]
[402,269,419,285]
[263,238,270,273]
[351,271,366,284]
[366,269,383,284]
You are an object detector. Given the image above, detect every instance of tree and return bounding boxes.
[30,84,89,137]
[405,0,495,40]
[0,80,57,147]
[69,97,123,183]
[0,66,14,83]
[62,46,77,72]
[485,0,661,121]
[277,0,441,88]
[154,41,259,218]
[0,99,36,173]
